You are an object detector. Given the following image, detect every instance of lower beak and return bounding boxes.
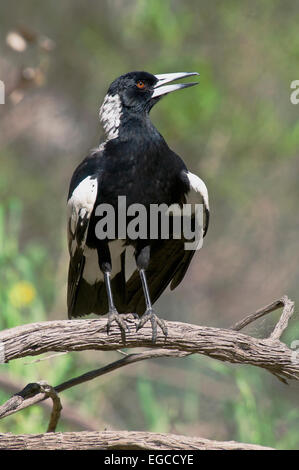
[152,72,199,98]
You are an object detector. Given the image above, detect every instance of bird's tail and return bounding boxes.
[68,268,127,318]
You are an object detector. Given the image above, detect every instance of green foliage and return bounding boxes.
[137,378,170,432]
[0,201,76,433]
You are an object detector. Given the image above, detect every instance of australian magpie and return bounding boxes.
[67,71,209,341]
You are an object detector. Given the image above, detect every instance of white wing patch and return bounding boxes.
[183,170,210,239]
[185,171,209,211]
[67,176,98,253]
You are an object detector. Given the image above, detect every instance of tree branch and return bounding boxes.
[39,382,62,432]
[269,296,294,341]
[0,380,61,431]
[230,297,286,331]
[0,298,297,383]
[0,430,273,450]
[0,373,101,430]
[0,296,295,449]
[0,349,190,420]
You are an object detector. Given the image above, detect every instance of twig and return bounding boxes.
[56,348,189,392]
[0,373,100,430]
[0,430,273,450]
[24,351,68,365]
[37,382,62,432]
[0,381,62,432]
[269,295,295,341]
[230,298,285,331]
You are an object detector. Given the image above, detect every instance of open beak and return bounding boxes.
[152,72,199,98]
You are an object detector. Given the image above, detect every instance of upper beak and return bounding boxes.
[152,72,199,98]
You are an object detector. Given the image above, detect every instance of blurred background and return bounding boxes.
[1,0,299,448]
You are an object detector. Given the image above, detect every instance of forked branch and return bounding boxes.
[0,295,296,449]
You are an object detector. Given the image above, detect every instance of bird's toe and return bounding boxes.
[106,309,128,342]
[136,308,168,343]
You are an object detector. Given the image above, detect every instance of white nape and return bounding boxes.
[99,93,122,141]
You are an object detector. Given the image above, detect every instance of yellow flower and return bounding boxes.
[8,281,36,308]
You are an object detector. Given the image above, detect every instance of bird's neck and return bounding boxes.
[99,93,123,141]
[99,93,165,148]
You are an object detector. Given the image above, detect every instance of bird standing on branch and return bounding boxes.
[67,71,209,341]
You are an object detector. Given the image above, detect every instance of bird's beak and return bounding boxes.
[152,72,199,98]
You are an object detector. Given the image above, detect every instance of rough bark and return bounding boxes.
[0,296,294,450]
[0,302,296,382]
[0,430,273,450]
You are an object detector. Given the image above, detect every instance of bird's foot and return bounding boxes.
[136,308,168,343]
[106,309,129,342]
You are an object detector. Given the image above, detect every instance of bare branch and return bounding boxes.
[0,297,295,450]
[0,373,100,430]
[0,301,297,383]
[0,349,189,421]
[0,382,43,419]
[269,295,295,341]
[0,295,297,434]
[56,348,190,392]
[37,382,62,432]
[230,298,285,331]
[0,430,273,450]
[0,380,62,431]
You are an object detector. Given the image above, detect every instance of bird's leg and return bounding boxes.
[137,269,168,341]
[97,245,129,341]
[103,271,128,342]
[135,245,168,342]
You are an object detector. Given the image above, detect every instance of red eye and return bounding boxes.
[136,80,146,89]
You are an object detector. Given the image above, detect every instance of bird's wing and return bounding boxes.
[169,169,209,289]
[125,170,209,314]
[67,175,98,317]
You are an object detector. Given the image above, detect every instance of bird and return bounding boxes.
[67,71,209,342]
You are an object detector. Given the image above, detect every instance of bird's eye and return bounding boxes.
[136,80,146,89]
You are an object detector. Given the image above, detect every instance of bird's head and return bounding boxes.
[99,71,199,140]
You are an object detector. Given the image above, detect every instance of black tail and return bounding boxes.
[68,265,127,318]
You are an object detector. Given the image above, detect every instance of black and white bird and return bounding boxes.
[67,71,209,341]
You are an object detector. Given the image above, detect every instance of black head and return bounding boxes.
[107,70,199,113]
[99,71,199,139]
[107,71,157,113]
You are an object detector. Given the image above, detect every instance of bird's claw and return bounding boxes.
[136,308,168,343]
[106,309,129,342]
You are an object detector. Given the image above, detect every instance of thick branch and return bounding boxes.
[0,307,297,382]
[0,298,294,450]
[0,430,273,450]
